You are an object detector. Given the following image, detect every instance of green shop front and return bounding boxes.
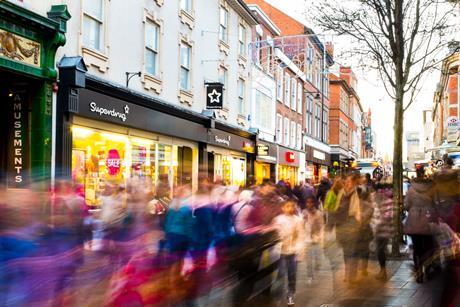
[0,2,69,188]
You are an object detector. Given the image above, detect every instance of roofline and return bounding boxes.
[228,0,259,26]
[247,4,281,36]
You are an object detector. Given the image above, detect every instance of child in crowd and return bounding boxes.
[303,196,325,284]
[274,200,305,306]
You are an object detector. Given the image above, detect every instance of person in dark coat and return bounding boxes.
[317,177,332,206]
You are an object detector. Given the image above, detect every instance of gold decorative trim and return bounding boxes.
[142,73,163,94]
[82,47,109,72]
[179,89,194,106]
[180,9,195,30]
[0,30,40,67]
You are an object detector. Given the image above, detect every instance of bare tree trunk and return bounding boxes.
[392,93,404,257]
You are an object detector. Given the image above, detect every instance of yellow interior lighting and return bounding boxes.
[72,126,94,138]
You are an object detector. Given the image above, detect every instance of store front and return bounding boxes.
[255,140,277,184]
[277,146,301,186]
[57,71,209,206]
[305,146,331,182]
[71,120,198,207]
[206,129,255,187]
[0,2,69,188]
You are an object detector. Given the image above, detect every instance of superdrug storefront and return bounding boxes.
[56,58,256,206]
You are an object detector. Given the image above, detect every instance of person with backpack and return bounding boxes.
[403,168,437,283]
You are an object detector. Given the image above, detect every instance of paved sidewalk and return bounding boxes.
[249,242,443,307]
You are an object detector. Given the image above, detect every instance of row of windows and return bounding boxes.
[82,0,247,94]
[276,68,303,113]
[276,115,302,150]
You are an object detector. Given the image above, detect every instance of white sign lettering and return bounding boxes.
[12,98,23,183]
[89,101,129,122]
[215,135,231,146]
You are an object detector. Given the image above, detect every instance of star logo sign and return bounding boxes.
[208,89,221,104]
[124,105,130,114]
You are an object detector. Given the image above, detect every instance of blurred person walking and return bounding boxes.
[273,200,305,306]
[372,184,395,281]
[164,185,193,277]
[303,195,324,284]
[334,173,363,284]
[403,168,437,283]
[355,180,375,278]
[317,177,332,207]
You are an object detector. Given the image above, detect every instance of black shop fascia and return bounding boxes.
[55,57,256,184]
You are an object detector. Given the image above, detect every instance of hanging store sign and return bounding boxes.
[206,82,223,110]
[8,92,29,188]
[0,30,40,67]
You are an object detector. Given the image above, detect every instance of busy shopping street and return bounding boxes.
[1,0,459,306]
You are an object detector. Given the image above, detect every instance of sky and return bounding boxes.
[274,0,443,160]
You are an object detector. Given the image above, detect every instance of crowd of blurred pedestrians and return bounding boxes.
[0,159,459,306]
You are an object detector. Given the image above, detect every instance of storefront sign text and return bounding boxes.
[106,149,121,176]
[215,135,231,146]
[242,141,255,153]
[313,150,326,161]
[8,93,29,188]
[89,101,129,122]
[257,145,269,156]
[285,152,296,163]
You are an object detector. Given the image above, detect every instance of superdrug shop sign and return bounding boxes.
[8,93,29,188]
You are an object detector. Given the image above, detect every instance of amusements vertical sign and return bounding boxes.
[8,93,29,188]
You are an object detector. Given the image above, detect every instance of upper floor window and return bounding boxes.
[276,66,283,101]
[284,73,290,107]
[218,66,227,89]
[276,114,283,144]
[284,117,290,146]
[306,94,314,135]
[255,90,272,130]
[297,82,302,114]
[255,33,262,65]
[290,121,296,148]
[316,58,322,90]
[296,123,302,149]
[307,44,313,81]
[145,21,159,77]
[238,25,247,56]
[180,43,191,91]
[219,6,228,43]
[315,103,321,139]
[83,0,104,51]
[180,0,192,13]
[238,78,245,114]
[291,79,297,111]
[323,109,328,143]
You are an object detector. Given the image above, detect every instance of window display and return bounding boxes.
[71,125,194,207]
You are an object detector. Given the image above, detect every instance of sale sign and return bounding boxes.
[106,149,121,176]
